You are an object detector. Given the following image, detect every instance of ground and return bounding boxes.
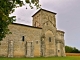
[0,56,80,60]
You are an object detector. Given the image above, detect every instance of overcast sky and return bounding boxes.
[12,0,80,49]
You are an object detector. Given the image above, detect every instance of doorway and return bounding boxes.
[25,42,33,57]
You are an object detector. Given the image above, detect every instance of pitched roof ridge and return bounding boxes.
[32,8,57,17]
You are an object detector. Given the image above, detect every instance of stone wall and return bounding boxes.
[32,9,56,28]
[0,24,42,57]
[41,10,56,28]
[0,41,8,57]
[56,30,65,56]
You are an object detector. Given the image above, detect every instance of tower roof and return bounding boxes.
[32,8,57,17]
[57,30,65,33]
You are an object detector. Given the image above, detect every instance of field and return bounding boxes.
[66,53,80,56]
[0,56,80,60]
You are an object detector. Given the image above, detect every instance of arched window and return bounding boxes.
[35,21,40,27]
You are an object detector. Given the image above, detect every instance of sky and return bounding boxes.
[12,0,80,50]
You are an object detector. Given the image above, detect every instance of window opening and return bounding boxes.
[22,36,24,41]
[36,41,38,44]
[49,37,51,42]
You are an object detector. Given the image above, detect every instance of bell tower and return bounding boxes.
[32,9,57,28]
[32,9,58,56]
[32,8,65,57]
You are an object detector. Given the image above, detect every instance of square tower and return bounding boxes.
[32,9,57,28]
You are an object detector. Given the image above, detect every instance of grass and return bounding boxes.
[0,56,80,60]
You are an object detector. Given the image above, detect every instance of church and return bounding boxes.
[0,9,66,57]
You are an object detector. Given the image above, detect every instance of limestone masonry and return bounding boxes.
[0,9,66,57]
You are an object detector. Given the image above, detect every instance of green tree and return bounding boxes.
[71,47,80,53]
[65,46,80,53]
[65,46,73,53]
[0,0,40,41]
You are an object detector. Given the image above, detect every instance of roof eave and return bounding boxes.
[32,8,57,17]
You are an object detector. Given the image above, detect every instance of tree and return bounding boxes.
[0,0,40,41]
[65,46,80,53]
[71,47,80,53]
[65,46,73,53]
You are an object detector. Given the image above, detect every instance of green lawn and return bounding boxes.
[0,56,80,60]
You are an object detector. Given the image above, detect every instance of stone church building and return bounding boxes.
[0,9,66,57]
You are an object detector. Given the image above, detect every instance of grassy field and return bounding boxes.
[0,56,80,60]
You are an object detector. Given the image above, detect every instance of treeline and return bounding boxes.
[65,46,80,53]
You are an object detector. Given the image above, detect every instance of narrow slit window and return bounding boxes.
[22,36,24,41]
[49,37,51,42]
[58,50,60,52]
